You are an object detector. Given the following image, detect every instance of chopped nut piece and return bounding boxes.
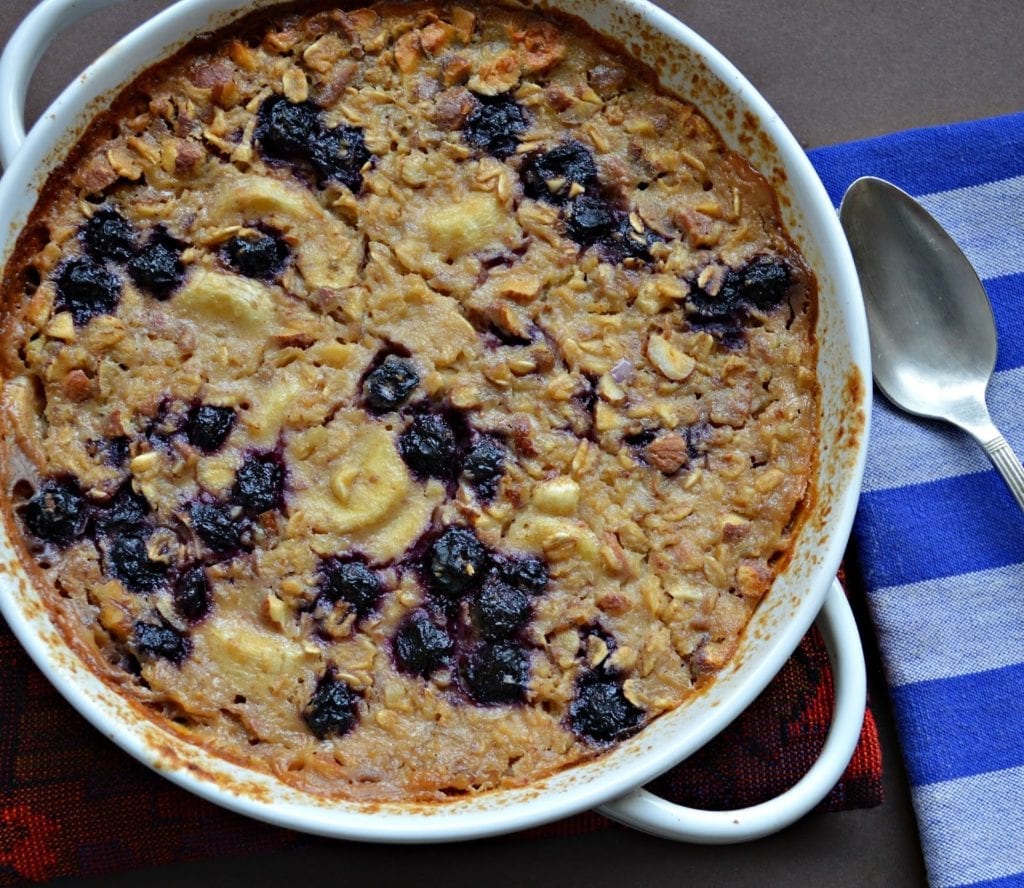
[645,434,688,474]
[450,6,476,41]
[61,369,94,402]
[282,68,309,103]
[45,312,75,342]
[597,373,626,405]
[647,333,696,381]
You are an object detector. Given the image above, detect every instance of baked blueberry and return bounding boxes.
[427,526,489,598]
[80,208,138,263]
[232,452,285,514]
[174,563,211,622]
[106,532,169,593]
[308,122,371,193]
[729,255,793,311]
[398,412,457,479]
[133,620,190,664]
[255,95,322,159]
[363,355,419,413]
[189,502,245,553]
[393,609,453,677]
[318,559,383,621]
[255,95,371,192]
[688,257,791,345]
[564,199,653,264]
[54,257,121,326]
[568,672,642,743]
[463,437,504,500]
[494,554,549,596]
[223,233,289,280]
[462,92,529,158]
[474,574,531,640]
[303,668,359,739]
[685,422,711,460]
[127,228,186,298]
[101,436,131,468]
[463,641,529,704]
[564,194,618,245]
[623,428,657,455]
[19,478,86,547]
[184,404,236,452]
[94,481,150,530]
[520,141,599,204]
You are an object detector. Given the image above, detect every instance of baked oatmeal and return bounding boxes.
[0,1,818,801]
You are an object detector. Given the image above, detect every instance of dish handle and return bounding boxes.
[0,0,131,169]
[598,578,867,843]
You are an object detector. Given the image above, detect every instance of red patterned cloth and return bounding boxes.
[0,583,882,884]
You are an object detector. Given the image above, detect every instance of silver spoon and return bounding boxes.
[840,175,1024,511]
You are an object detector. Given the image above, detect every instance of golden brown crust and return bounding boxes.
[0,1,818,801]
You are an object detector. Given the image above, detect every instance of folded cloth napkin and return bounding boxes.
[810,112,1024,888]
[0,580,882,883]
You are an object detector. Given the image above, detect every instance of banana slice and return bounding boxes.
[296,423,410,535]
[198,618,312,705]
[174,270,274,336]
[425,190,519,258]
[214,176,317,222]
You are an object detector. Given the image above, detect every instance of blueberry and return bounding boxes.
[94,481,149,530]
[564,194,618,245]
[520,141,599,204]
[564,198,653,264]
[55,257,121,326]
[255,95,371,192]
[308,123,372,193]
[463,641,529,704]
[184,404,236,452]
[689,276,742,326]
[462,92,529,158]
[427,526,489,598]
[686,422,711,460]
[494,554,549,595]
[363,355,419,413]
[623,428,657,454]
[232,452,285,514]
[101,436,131,468]
[223,233,289,280]
[474,575,531,640]
[731,255,793,311]
[174,564,211,622]
[80,208,137,263]
[393,609,453,677]
[398,412,457,479]
[463,437,504,500]
[302,668,359,739]
[133,620,190,664]
[318,559,383,621]
[127,228,185,298]
[569,673,643,743]
[255,95,322,159]
[19,478,86,546]
[106,533,169,593]
[189,502,245,553]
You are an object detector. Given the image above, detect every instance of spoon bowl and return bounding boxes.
[840,176,1024,510]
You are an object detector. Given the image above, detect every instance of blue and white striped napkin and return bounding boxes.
[809,115,1024,888]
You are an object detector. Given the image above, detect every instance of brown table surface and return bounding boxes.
[4,1,1022,885]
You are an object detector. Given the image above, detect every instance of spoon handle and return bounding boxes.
[979,431,1024,512]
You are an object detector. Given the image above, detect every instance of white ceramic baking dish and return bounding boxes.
[0,0,871,844]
